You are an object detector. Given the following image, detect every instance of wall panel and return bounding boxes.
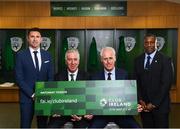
[0,1,180,102]
[128,1,180,16]
[0,1,49,16]
[85,16,115,29]
[176,18,180,101]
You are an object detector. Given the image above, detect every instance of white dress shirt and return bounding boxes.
[29,47,42,71]
[144,50,157,69]
[104,68,116,80]
[68,69,78,81]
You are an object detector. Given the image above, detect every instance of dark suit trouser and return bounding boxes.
[37,116,48,128]
[48,116,89,128]
[20,103,48,128]
[141,112,169,128]
[89,116,140,128]
[20,103,34,128]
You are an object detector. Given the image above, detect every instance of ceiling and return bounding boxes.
[0,0,180,3]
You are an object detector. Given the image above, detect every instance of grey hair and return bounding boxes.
[100,46,116,58]
[65,49,80,60]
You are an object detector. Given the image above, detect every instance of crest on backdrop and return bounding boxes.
[124,37,136,52]
[41,37,51,51]
[67,37,79,49]
[156,36,165,51]
[10,37,23,52]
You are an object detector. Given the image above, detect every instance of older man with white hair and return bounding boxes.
[88,46,141,128]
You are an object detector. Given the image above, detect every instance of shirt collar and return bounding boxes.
[29,47,40,54]
[104,67,115,75]
[68,69,78,76]
[145,50,157,59]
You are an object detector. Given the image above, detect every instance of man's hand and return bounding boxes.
[71,115,82,121]
[139,100,146,110]
[146,103,156,111]
[52,114,61,117]
[139,100,149,112]
[139,100,156,112]
[31,93,35,101]
[137,104,143,112]
[84,115,93,120]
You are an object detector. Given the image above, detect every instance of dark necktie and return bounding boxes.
[145,56,151,70]
[70,74,74,81]
[107,72,112,80]
[33,51,39,71]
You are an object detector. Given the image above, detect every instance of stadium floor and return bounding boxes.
[0,103,179,128]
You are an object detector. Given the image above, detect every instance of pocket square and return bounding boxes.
[44,60,50,63]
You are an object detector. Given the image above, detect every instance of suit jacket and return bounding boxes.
[55,70,89,81]
[89,68,140,127]
[91,68,128,80]
[15,48,54,103]
[134,51,173,113]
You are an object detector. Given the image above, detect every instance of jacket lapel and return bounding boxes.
[27,48,36,71]
[40,50,45,72]
[64,71,68,81]
[151,52,160,68]
[76,71,80,80]
[140,54,145,71]
[101,71,106,80]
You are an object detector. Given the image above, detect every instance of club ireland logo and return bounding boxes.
[10,37,23,52]
[100,98,107,107]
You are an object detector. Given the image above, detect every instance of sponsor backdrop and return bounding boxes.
[58,30,85,72]
[0,29,55,82]
[1,29,26,82]
[0,29,177,84]
[41,30,56,67]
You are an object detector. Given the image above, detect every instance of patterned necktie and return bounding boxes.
[70,74,74,81]
[33,51,39,71]
[107,72,112,80]
[145,56,151,70]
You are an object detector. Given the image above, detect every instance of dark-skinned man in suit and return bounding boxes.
[134,34,173,128]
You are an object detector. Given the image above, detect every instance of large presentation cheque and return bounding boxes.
[35,80,137,116]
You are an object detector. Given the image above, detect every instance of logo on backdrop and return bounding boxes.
[100,98,132,108]
[100,98,107,107]
[156,36,165,51]
[67,37,79,49]
[10,37,23,52]
[124,37,136,52]
[41,37,51,51]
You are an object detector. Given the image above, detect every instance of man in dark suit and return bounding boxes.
[88,47,140,128]
[15,28,54,128]
[48,49,90,128]
[134,34,173,128]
